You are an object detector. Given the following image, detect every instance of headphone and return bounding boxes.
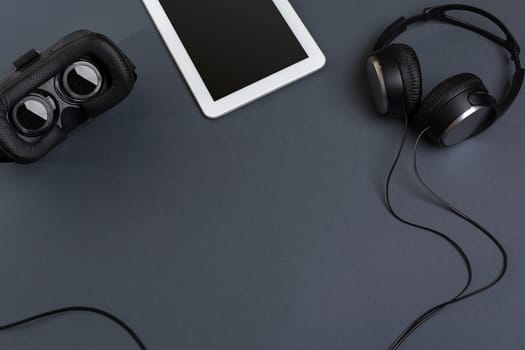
[367,4,524,146]
[368,5,523,349]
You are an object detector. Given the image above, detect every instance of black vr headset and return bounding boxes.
[0,30,137,164]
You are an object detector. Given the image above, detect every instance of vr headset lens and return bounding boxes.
[10,60,104,137]
[12,95,54,136]
[63,61,103,100]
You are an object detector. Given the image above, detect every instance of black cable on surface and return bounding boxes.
[385,114,509,350]
[391,128,509,350]
[385,115,473,349]
[0,306,147,350]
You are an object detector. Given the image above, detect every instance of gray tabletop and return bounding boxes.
[1,0,524,349]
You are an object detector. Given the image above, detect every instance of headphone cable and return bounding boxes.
[386,114,509,350]
[0,306,147,349]
[389,127,509,348]
[385,115,473,349]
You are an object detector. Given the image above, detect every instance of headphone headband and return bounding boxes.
[373,4,525,116]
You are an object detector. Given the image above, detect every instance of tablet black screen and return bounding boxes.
[159,0,309,100]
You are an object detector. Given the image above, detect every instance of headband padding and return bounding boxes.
[388,44,422,115]
[416,73,486,128]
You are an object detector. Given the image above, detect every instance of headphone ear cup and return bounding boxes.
[417,73,496,146]
[367,44,422,116]
[388,44,422,115]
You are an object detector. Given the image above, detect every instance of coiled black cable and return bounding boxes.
[386,113,508,350]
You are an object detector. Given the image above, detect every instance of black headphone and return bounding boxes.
[367,4,524,146]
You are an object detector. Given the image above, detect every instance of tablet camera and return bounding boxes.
[62,60,103,101]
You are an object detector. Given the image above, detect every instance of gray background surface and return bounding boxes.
[0,0,524,349]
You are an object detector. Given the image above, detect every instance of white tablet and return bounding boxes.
[142,0,326,118]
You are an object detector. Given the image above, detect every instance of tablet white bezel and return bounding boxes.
[142,0,326,118]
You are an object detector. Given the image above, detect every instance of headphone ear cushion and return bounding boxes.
[417,73,485,128]
[388,44,422,115]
